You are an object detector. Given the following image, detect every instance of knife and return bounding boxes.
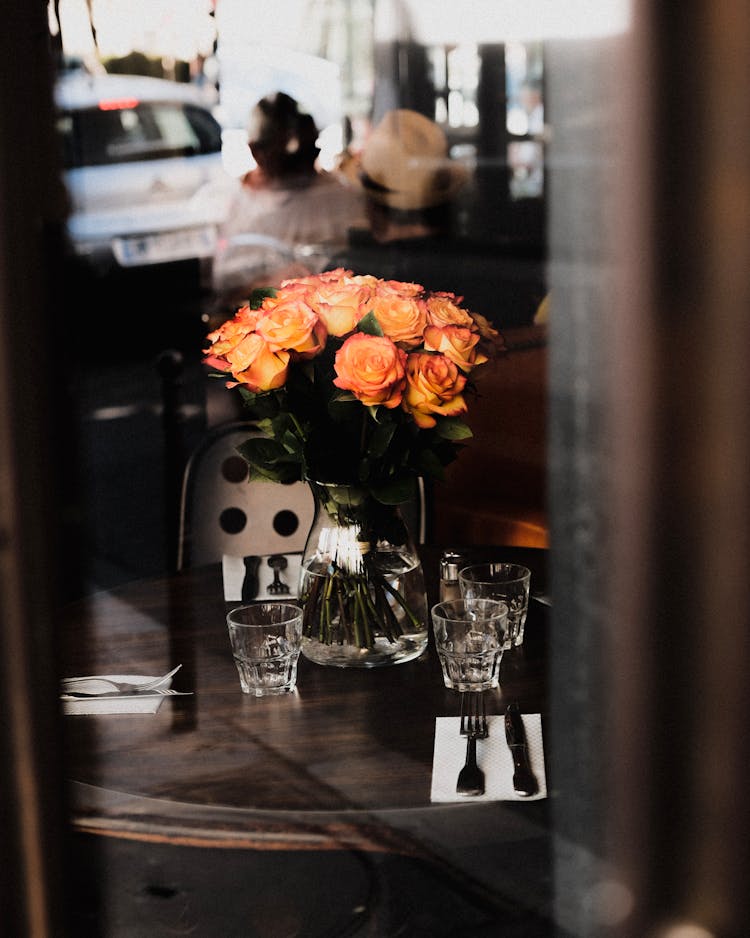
[242,555,261,601]
[61,690,193,699]
[504,702,539,796]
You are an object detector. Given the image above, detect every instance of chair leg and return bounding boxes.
[157,349,192,574]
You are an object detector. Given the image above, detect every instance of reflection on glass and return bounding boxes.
[508,141,544,200]
[505,40,545,199]
[429,42,480,129]
[505,41,545,137]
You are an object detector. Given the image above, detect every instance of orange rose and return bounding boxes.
[381,278,424,297]
[273,277,312,299]
[202,352,233,376]
[203,303,262,359]
[309,278,373,337]
[348,273,381,290]
[425,293,474,329]
[402,351,467,428]
[223,332,290,392]
[256,294,326,358]
[333,333,407,409]
[423,324,487,372]
[369,284,427,348]
[278,268,361,290]
[312,267,357,285]
[471,310,504,352]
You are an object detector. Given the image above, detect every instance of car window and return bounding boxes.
[57,101,222,169]
[184,104,223,154]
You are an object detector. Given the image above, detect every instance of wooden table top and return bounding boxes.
[60,545,550,855]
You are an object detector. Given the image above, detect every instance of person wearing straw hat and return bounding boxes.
[337,108,468,241]
[329,108,545,327]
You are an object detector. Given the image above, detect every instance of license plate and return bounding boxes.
[113,227,216,266]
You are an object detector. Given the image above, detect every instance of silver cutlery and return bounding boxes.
[267,554,290,594]
[531,592,552,607]
[242,555,261,600]
[456,691,488,796]
[61,687,192,699]
[62,664,182,696]
[504,701,538,796]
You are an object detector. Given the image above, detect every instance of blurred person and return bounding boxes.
[330,114,361,184]
[519,79,545,136]
[328,109,548,552]
[212,92,365,313]
[329,109,546,328]
[335,108,468,248]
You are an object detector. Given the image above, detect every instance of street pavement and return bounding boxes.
[63,258,212,597]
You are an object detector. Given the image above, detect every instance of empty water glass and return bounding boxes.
[431,598,509,691]
[458,563,531,647]
[226,603,303,696]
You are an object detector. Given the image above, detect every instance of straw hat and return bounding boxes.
[354,109,468,211]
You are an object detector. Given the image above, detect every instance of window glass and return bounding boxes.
[505,41,545,200]
[184,104,223,154]
[429,43,480,129]
[58,102,221,169]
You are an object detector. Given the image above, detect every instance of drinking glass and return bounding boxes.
[458,563,531,647]
[226,603,303,696]
[431,598,509,691]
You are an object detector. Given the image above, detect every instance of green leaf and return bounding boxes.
[269,411,300,436]
[368,420,396,458]
[239,387,284,420]
[356,310,383,336]
[328,396,361,423]
[249,464,300,484]
[237,437,302,482]
[330,390,357,404]
[248,287,276,309]
[418,448,449,480]
[370,475,417,505]
[435,417,473,441]
[255,417,275,435]
[238,386,257,404]
[281,429,304,455]
[236,437,273,461]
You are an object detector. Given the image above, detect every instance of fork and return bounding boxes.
[456,691,489,796]
[62,686,191,699]
[267,555,291,595]
[62,664,182,695]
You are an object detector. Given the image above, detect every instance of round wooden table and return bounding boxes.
[60,546,555,935]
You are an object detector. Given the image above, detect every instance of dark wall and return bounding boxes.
[0,1,77,934]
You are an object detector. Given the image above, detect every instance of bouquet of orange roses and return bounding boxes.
[203,268,501,497]
[203,268,502,663]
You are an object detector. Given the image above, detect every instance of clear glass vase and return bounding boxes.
[299,481,428,667]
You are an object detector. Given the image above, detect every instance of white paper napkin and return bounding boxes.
[60,674,169,715]
[223,553,303,602]
[430,713,547,802]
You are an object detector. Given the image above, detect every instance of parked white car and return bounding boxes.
[55,71,233,272]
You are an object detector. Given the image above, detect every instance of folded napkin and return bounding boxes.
[430,713,547,802]
[61,674,170,715]
[223,552,303,602]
